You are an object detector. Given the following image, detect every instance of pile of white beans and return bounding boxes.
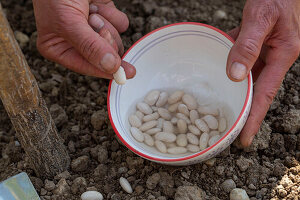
[128,90,227,154]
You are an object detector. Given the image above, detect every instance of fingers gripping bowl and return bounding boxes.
[108,23,253,165]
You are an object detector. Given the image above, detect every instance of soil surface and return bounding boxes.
[1,0,299,200]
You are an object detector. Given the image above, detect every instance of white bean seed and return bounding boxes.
[168,101,181,113]
[178,104,190,116]
[187,133,199,145]
[171,117,178,125]
[113,67,126,85]
[144,90,160,106]
[195,119,210,133]
[208,135,221,146]
[187,144,200,153]
[167,147,187,154]
[176,134,188,147]
[139,120,157,132]
[158,108,172,120]
[188,125,201,135]
[81,191,103,200]
[165,142,177,148]
[189,110,199,124]
[156,92,168,107]
[146,128,161,135]
[144,134,154,146]
[119,177,133,194]
[163,121,174,133]
[176,113,191,124]
[202,115,218,129]
[143,112,159,122]
[199,132,209,150]
[155,140,167,153]
[154,132,177,143]
[151,106,158,112]
[130,127,144,142]
[218,117,227,132]
[210,130,220,137]
[177,119,187,134]
[135,111,144,121]
[137,102,153,115]
[157,118,164,129]
[129,114,142,128]
[182,94,197,110]
[198,105,219,116]
[168,90,184,104]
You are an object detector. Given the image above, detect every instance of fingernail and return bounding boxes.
[89,4,98,13]
[100,53,116,72]
[89,14,104,33]
[230,62,247,80]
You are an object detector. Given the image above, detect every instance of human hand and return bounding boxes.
[226,0,300,147]
[32,0,136,79]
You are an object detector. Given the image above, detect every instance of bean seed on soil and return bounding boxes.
[119,177,133,194]
[81,191,103,200]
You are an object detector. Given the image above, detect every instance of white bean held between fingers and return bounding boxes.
[156,92,168,107]
[143,133,154,146]
[119,177,133,194]
[182,94,197,110]
[186,133,199,145]
[157,108,172,120]
[168,90,184,104]
[137,102,153,115]
[176,133,188,147]
[178,104,190,116]
[144,90,160,106]
[163,121,174,133]
[139,120,158,132]
[146,128,161,135]
[189,110,199,124]
[177,119,187,134]
[218,117,227,132]
[113,66,126,85]
[155,140,167,153]
[143,112,160,122]
[128,114,142,128]
[154,132,177,143]
[187,144,200,153]
[199,132,209,150]
[167,147,187,154]
[198,105,219,116]
[81,191,103,200]
[130,127,144,142]
[195,119,210,133]
[208,135,221,146]
[202,115,218,129]
[188,125,201,135]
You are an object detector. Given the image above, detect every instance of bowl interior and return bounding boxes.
[109,23,249,160]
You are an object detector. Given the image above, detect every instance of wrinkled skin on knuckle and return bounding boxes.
[79,37,102,63]
[237,38,261,60]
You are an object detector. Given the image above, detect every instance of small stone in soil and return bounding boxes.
[230,188,250,200]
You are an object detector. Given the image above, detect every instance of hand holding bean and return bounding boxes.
[226,0,300,147]
[32,0,136,80]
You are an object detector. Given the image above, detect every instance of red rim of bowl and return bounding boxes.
[107,22,252,162]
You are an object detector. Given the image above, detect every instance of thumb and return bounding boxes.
[226,2,277,81]
[62,14,121,74]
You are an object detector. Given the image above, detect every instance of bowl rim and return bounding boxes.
[107,22,252,162]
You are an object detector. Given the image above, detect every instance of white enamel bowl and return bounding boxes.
[108,23,253,165]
